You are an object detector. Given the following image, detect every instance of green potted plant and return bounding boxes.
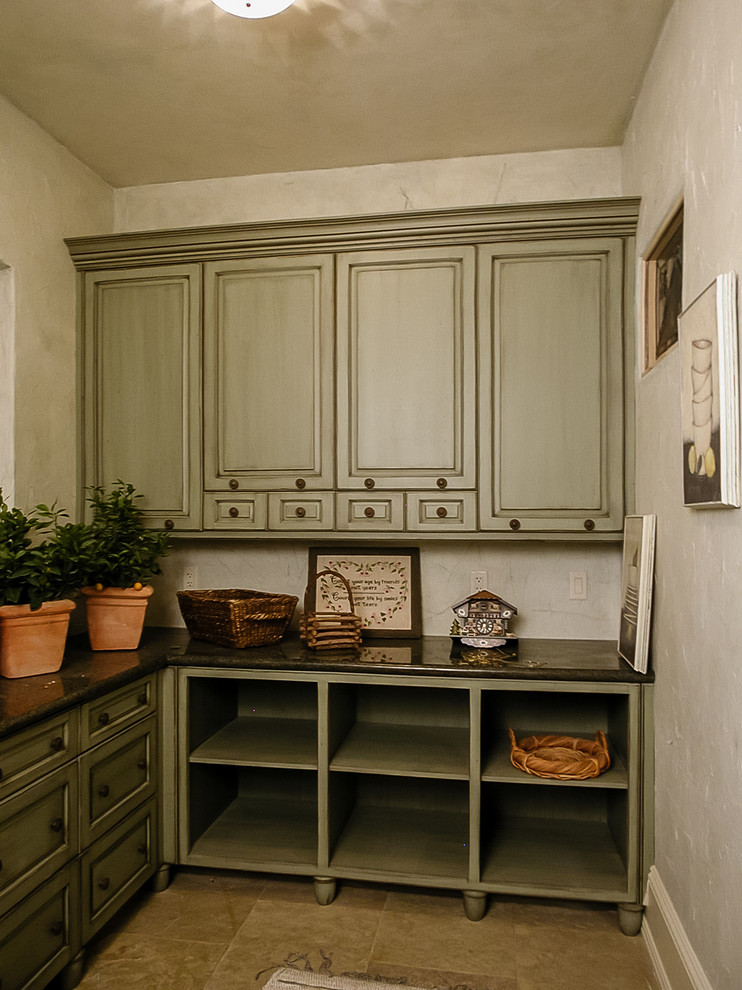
[80,481,171,650]
[0,492,93,678]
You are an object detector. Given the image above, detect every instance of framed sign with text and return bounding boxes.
[307,547,421,637]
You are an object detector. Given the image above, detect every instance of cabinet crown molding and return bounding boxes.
[66,198,641,270]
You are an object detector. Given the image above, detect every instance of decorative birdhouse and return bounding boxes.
[450,589,518,656]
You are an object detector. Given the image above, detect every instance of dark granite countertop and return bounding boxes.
[0,628,652,739]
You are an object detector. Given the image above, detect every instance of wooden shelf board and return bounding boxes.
[188,795,318,868]
[331,723,469,779]
[481,744,628,788]
[331,804,469,881]
[481,816,628,894]
[190,717,317,769]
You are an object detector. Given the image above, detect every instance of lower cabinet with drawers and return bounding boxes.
[0,673,161,990]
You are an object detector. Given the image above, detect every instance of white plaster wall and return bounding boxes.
[622,1,742,985]
[114,146,622,230]
[119,146,625,640]
[148,539,621,639]
[0,94,112,514]
[0,265,14,501]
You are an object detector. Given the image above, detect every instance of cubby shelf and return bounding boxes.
[480,815,628,895]
[481,736,628,788]
[176,649,651,932]
[188,793,318,870]
[189,716,317,769]
[330,802,470,882]
[330,723,469,778]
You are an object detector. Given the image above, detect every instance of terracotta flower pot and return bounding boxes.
[81,585,153,651]
[0,599,76,678]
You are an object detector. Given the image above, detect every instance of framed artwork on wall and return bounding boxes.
[618,514,656,674]
[679,272,739,508]
[641,200,684,375]
[306,546,421,637]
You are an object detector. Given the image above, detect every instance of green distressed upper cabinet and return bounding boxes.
[478,238,626,533]
[203,256,334,493]
[82,265,202,530]
[336,247,476,491]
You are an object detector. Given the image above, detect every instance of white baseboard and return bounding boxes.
[643,866,713,990]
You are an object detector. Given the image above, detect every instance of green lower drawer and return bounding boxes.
[0,864,79,990]
[81,797,158,942]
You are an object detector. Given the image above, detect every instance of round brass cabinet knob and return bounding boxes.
[509,518,521,531]
[138,843,148,856]
[98,784,110,798]
[295,478,306,489]
[363,478,375,490]
[164,519,175,530]
[50,736,65,752]
[98,712,110,726]
[295,506,306,518]
[436,478,448,489]
[229,478,239,490]
[584,518,596,531]
[97,877,110,891]
[229,506,239,518]
[50,921,64,936]
[50,818,64,833]
[436,506,448,518]
[364,506,376,518]
[137,758,147,771]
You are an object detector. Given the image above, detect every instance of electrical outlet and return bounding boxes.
[569,571,588,600]
[471,570,488,593]
[183,566,198,591]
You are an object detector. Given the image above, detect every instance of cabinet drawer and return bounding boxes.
[0,763,79,913]
[0,710,78,800]
[203,493,267,530]
[0,864,79,990]
[336,493,404,530]
[406,492,477,531]
[82,797,157,942]
[268,493,334,530]
[80,716,157,846]
[82,674,156,748]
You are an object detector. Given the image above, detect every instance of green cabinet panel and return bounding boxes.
[81,673,157,749]
[204,256,334,491]
[82,797,157,941]
[80,715,157,847]
[478,239,626,532]
[336,246,476,491]
[0,709,78,801]
[0,864,79,990]
[0,763,78,913]
[82,265,202,530]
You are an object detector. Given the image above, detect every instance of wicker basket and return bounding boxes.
[299,569,362,651]
[508,728,611,780]
[177,589,298,648]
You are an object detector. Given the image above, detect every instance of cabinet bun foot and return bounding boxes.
[314,876,337,906]
[617,902,644,936]
[462,890,487,921]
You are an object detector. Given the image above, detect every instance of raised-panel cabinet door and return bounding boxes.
[83,265,202,530]
[336,247,476,491]
[204,256,334,491]
[478,239,625,533]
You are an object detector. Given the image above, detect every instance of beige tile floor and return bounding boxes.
[68,869,659,990]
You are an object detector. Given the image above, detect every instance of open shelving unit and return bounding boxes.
[176,652,652,933]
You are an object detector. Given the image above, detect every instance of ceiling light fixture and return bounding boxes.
[210,0,296,17]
